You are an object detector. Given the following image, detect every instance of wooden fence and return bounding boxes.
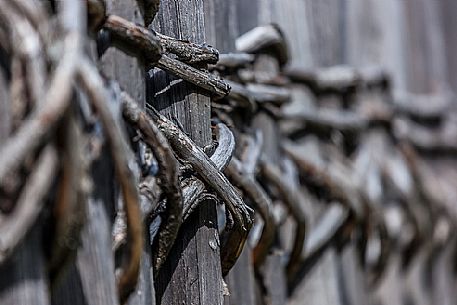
[1,1,457,305]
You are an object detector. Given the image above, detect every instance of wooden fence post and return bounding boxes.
[148,1,224,304]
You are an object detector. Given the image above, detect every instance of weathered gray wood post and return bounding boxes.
[149,1,224,304]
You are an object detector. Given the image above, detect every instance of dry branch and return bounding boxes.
[214,52,255,69]
[121,92,182,273]
[259,160,308,283]
[285,65,359,94]
[154,31,219,65]
[101,15,229,97]
[236,24,289,66]
[245,83,290,105]
[224,80,257,111]
[103,14,162,63]
[283,142,363,218]
[156,54,231,97]
[225,134,276,269]
[394,118,457,154]
[145,104,253,274]
[282,109,368,134]
[49,111,86,282]
[288,204,350,293]
[86,0,107,32]
[0,145,58,264]
[182,122,235,220]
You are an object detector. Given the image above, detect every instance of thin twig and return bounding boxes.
[236,24,289,66]
[154,31,219,65]
[285,65,360,94]
[182,122,235,220]
[157,54,231,98]
[103,14,162,63]
[282,142,363,217]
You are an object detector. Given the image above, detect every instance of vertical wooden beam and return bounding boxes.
[203,2,257,305]
[0,229,50,305]
[148,1,224,304]
[234,2,288,304]
[100,2,156,305]
[439,0,457,93]
[344,0,408,92]
[53,2,152,305]
[402,0,447,94]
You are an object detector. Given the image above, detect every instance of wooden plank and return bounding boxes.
[204,0,237,52]
[439,0,457,93]
[101,0,146,106]
[303,0,345,67]
[0,228,50,305]
[52,153,119,305]
[344,0,408,92]
[102,3,155,305]
[52,2,152,305]
[149,1,224,304]
[402,0,445,94]
[276,1,351,304]
[0,17,49,305]
[224,245,256,305]
[204,3,258,305]
[268,0,312,68]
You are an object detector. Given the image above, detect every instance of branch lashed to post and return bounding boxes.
[0,1,455,305]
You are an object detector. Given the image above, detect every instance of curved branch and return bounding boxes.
[154,31,219,65]
[0,145,58,264]
[225,157,276,268]
[103,14,162,63]
[121,92,182,273]
[182,122,235,220]
[259,160,307,284]
[0,33,81,186]
[288,204,351,293]
[282,142,363,218]
[77,60,143,304]
[145,104,253,274]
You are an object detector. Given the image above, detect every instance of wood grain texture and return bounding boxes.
[224,245,257,305]
[103,2,155,305]
[0,228,50,305]
[204,0,238,52]
[149,1,224,304]
[204,2,258,304]
[52,149,119,305]
[53,2,152,305]
[402,0,447,94]
[439,0,457,93]
[344,0,408,93]
[102,0,146,107]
